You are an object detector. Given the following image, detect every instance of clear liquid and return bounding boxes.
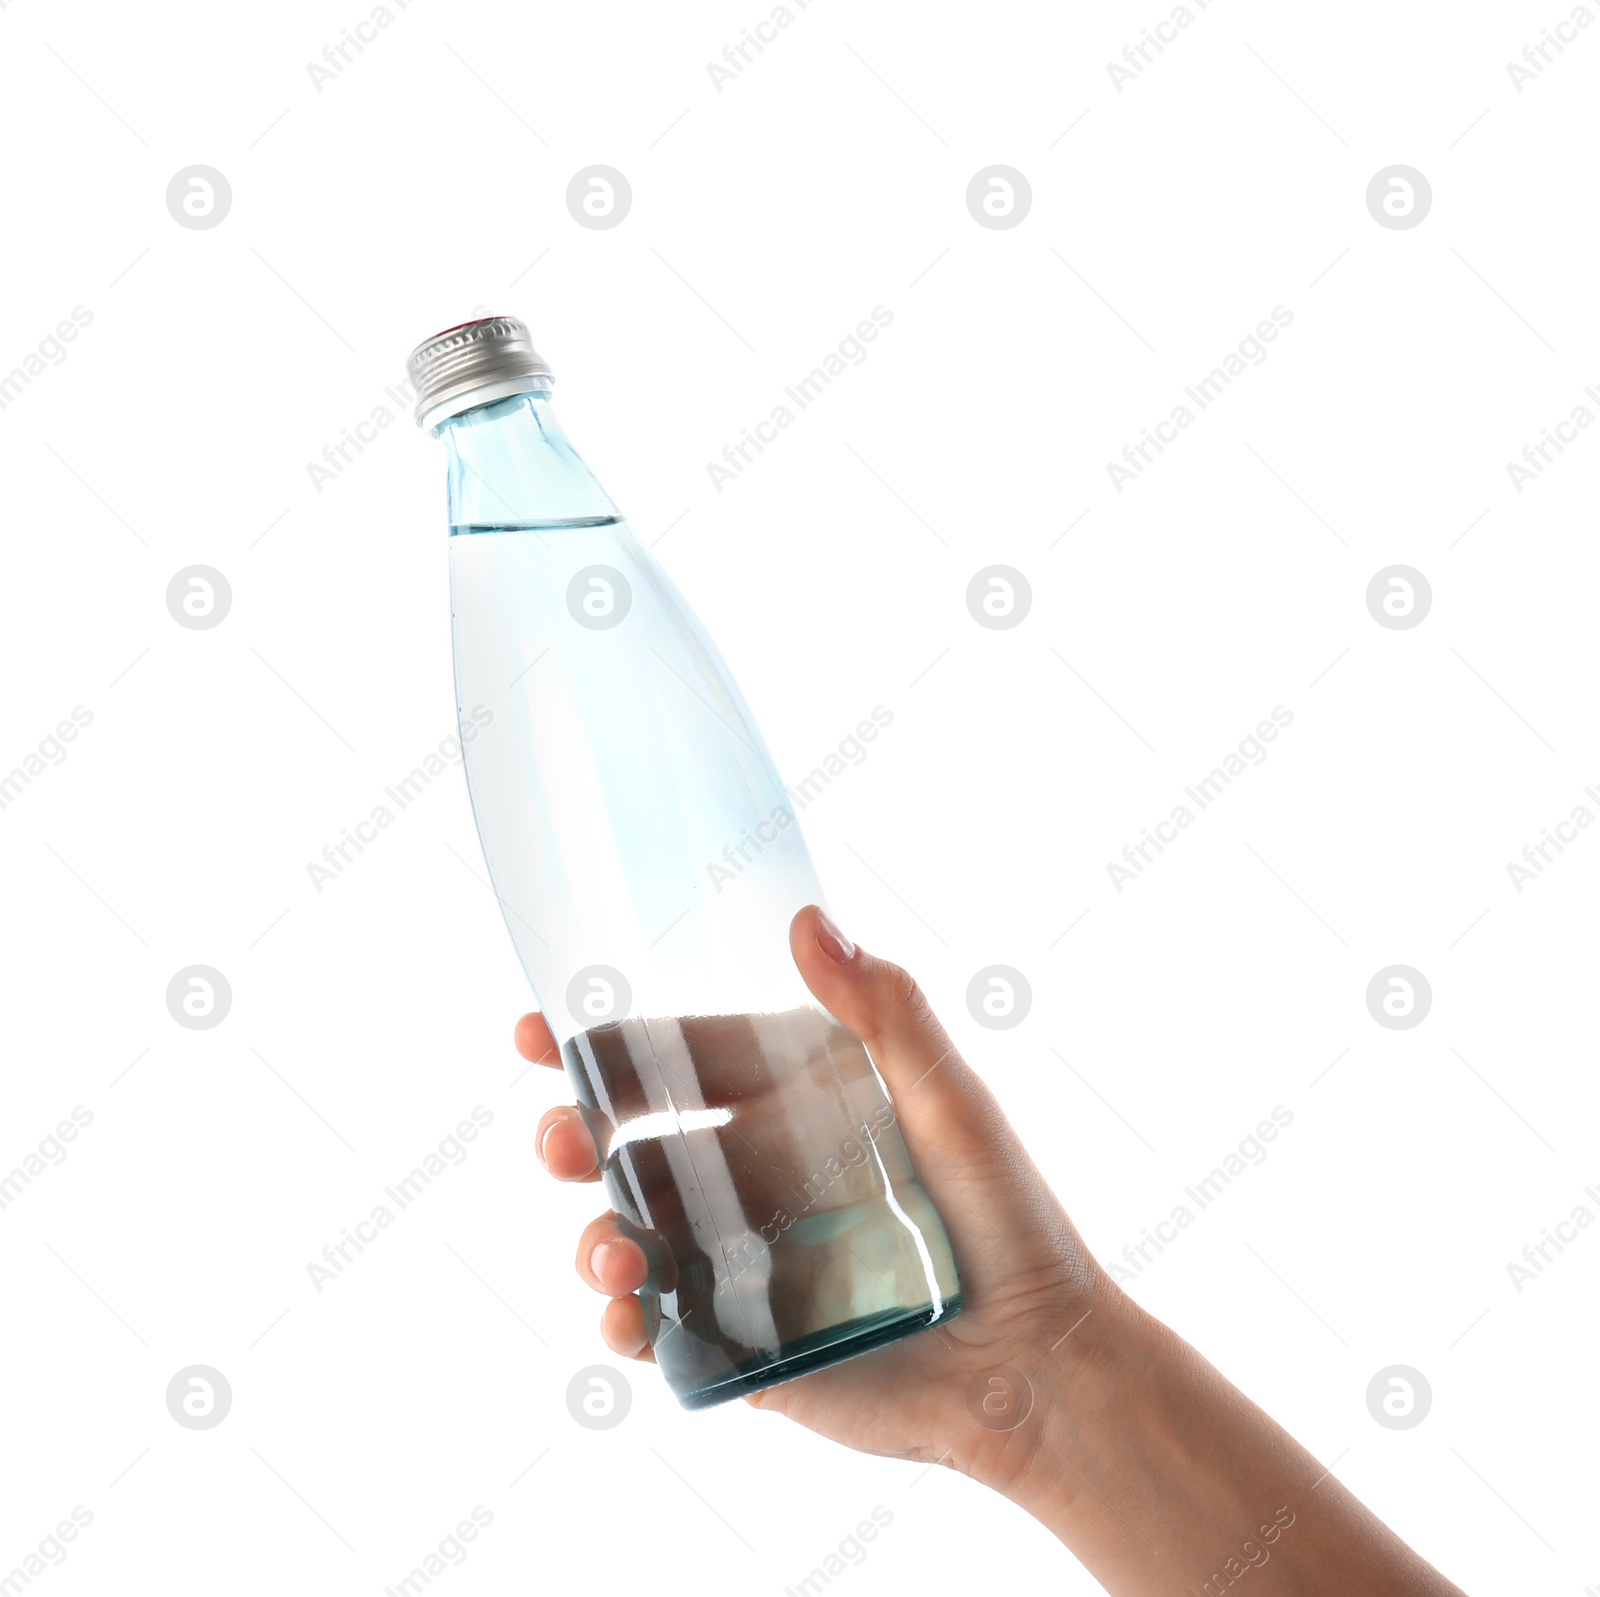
[448,519,835,1023]
[450,518,622,533]
[447,514,961,1405]
[563,1007,960,1407]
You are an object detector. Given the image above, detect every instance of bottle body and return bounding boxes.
[440,388,960,1407]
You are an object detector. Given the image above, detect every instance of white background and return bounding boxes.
[0,1,1595,1592]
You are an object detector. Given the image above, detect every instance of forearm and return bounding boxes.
[994,1291,1465,1596]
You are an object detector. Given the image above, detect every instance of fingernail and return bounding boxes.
[816,909,856,964]
[592,1240,623,1285]
[537,1120,558,1168]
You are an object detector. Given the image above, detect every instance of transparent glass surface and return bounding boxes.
[437,387,961,1406]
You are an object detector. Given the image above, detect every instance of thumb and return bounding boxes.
[790,906,1103,1311]
[788,904,1013,1175]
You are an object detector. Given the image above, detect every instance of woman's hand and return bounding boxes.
[517,904,1114,1490]
[517,906,1466,1597]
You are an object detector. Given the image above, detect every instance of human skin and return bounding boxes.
[518,905,1468,1596]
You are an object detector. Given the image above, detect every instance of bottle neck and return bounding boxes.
[437,383,621,531]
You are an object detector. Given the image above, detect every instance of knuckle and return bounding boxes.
[884,960,936,1028]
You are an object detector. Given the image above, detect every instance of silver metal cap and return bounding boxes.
[407,316,553,430]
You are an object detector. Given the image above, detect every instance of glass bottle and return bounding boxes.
[408,317,961,1408]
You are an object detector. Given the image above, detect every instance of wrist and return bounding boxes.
[950,1277,1164,1512]
[1002,1286,1173,1526]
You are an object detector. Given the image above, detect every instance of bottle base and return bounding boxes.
[675,1294,964,1411]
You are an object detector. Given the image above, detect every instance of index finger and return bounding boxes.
[515,1012,562,1067]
